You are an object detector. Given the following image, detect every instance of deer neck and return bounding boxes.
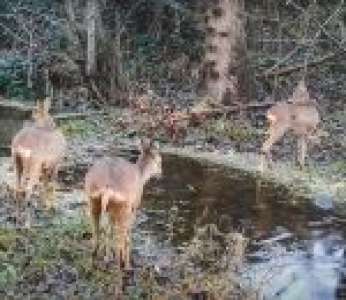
[136,154,152,186]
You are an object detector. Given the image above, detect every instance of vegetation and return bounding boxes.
[0,0,345,298]
[0,218,252,299]
[0,0,344,106]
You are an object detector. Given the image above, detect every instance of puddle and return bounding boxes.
[140,155,346,299]
[50,154,346,299]
[1,117,346,298]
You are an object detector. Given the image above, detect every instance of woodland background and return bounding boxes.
[0,0,345,112]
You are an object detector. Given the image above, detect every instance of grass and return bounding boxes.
[0,217,124,298]
[0,217,252,299]
[59,119,101,138]
[202,117,260,143]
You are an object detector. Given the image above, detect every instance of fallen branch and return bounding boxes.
[257,52,338,78]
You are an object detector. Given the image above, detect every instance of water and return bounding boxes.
[139,155,346,299]
[1,117,346,299]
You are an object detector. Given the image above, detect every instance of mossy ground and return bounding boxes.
[0,217,251,299]
[0,217,126,298]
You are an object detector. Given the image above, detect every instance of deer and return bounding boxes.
[261,80,321,170]
[11,97,66,227]
[85,138,162,269]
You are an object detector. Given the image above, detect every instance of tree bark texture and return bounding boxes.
[198,0,247,105]
[86,0,97,77]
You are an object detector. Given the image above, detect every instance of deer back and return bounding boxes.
[266,102,291,126]
[12,123,66,170]
[85,157,142,205]
[290,102,320,135]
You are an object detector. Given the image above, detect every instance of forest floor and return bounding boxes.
[0,102,345,299]
[66,104,344,209]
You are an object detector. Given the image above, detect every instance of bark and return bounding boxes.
[110,9,125,105]
[27,26,33,90]
[198,0,247,105]
[86,0,97,77]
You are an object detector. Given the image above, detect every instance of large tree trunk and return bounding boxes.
[198,0,247,105]
[86,0,97,77]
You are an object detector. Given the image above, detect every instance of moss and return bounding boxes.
[59,119,99,138]
[0,217,251,298]
[204,117,259,142]
[0,218,123,295]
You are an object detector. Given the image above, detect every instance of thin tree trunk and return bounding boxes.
[86,0,96,77]
[27,26,33,90]
[110,9,124,105]
[198,0,247,105]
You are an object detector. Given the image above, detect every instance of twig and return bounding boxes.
[0,21,28,45]
[89,79,106,105]
[288,0,346,51]
[257,52,340,78]
[263,0,345,76]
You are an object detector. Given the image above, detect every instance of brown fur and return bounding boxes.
[11,98,66,226]
[261,82,320,169]
[85,139,162,269]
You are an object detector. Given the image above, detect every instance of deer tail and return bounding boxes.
[14,146,32,159]
[101,187,127,213]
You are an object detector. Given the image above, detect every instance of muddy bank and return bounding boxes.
[160,145,346,212]
[0,113,345,298]
[102,107,346,214]
[58,110,345,216]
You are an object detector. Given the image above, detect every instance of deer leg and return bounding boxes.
[297,136,307,169]
[23,180,35,229]
[115,225,126,269]
[23,164,40,228]
[90,196,101,259]
[105,215,115,262]
[123,228,131,270]
[43,167,57,211]
[14,155,24,225]
[261,124,288,169]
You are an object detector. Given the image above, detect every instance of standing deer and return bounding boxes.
[261,80,320,169]
[11,98,66,227]
[85,139,162,269]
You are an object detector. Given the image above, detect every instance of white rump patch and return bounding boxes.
[267,113,277,123]
[101,188,127,212]
[17,146,31,158]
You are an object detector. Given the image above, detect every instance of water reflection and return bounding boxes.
[1,116,345,298]
[141,155,346,299]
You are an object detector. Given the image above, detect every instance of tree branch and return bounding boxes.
[257,52,340,78]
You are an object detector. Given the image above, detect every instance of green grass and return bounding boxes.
[0,218,124,297]
[203,117,260,142]
[59,119,100,138]
[0,217,251,299]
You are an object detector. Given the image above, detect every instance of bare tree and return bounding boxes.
[198,0,247,105]
[86,0,97,77]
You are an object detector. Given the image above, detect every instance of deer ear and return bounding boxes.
[43,97,51,113]
[32,107,38,118]
[139,137,151,152]
[36,99,45,113]
[151,140,160,151]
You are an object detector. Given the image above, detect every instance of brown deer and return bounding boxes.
[85,139,162,269]
[11,98,66,227]
[261,80,320,169]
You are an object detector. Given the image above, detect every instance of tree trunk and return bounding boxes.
[198,0,247,105]
[110,9,125,105]
[27,25,33,90]
[86,0,97,77]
